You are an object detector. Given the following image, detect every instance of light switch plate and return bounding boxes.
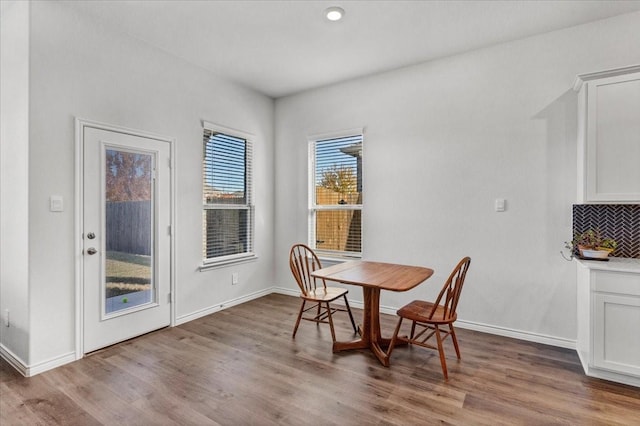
[50,195,64,212]
[495,198,506,212]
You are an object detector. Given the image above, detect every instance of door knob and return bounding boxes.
[86,247,97,255]
[87,232,96,239]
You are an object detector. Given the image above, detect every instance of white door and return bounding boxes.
[83,127,171,353]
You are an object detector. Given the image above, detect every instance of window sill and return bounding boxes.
[199,253,258,271]
[317,253,362,264]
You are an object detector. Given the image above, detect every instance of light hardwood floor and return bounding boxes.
[1,293,639,425]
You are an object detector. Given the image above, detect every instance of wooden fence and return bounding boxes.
[106,201,152,255]
[315,187,361,252]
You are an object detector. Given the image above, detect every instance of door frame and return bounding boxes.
[74,118,176,360]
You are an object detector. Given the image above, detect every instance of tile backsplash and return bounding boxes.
[572,204,640,258]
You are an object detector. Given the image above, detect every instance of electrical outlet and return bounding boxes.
[232,272,239,285]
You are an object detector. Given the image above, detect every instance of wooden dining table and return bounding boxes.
[310,260,434,366]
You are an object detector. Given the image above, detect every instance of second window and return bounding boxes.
[309,133,363,257]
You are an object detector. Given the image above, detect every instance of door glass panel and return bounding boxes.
[104,148,154,315]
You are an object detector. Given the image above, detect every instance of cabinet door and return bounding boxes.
[585,72,640,202]
[593,293,640,377]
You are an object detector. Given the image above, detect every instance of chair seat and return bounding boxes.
[397,300,457,324]
[301,286,349,302]
[387,257,471,380]
[290,243,358,341]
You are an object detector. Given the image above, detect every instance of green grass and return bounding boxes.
[106,251,151,267]
[105,251,151,297]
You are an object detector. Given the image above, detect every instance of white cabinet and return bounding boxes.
[576,260,640,387]
[592,272,640,377]
[574,65,640,203]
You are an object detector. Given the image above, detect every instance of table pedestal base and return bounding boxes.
[332,287,406,366]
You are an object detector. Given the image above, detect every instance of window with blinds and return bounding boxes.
[202,125,254,264]
[310,133,363,257]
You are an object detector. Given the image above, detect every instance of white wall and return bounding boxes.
[274,11,640,344]
[0,0,31,365]
[21,0,274,367]
[4,1,640,373]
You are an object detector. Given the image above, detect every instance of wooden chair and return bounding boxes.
[289,243,357,342]
[386,257,471,379]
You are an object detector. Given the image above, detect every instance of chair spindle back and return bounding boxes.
[429,257,471,321]
[289,244,325,296]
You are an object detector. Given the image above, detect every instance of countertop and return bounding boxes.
[576,257,640,273]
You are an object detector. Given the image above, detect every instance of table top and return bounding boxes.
[311,260,434,292]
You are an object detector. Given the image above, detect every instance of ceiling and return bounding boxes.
[61,0,640,98]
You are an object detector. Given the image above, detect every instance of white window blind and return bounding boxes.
[202,127,254,263]
[310,134,363,257]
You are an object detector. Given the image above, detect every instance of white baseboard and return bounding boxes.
[453,319,576,350]
[175,287,273,325]
[577,349,589,373]
[381,303,575,350]
[582,365,640,387]
[28,351,77,376]
[0,344,28,377]
[0,344,76,377]
[270,286,299,298]
[2,286,577,377]
[271,287,577,350]
[577,348,639,387]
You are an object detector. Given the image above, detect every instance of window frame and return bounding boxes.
[308,128,364,260]
[201,121,256,269]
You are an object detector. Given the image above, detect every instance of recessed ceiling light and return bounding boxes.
[325,6,345,22]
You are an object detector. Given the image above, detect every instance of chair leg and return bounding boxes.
[343,295,357,334]
[386,317,403,360]
[434,325,448,380]
[325,302,337,343]
[316,302,322,327]
[292,300,306,338]
[410,321,417,339]
[449,324,461,359]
